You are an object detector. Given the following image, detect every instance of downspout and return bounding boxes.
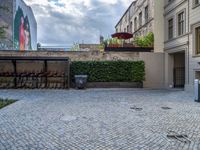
[187,0,190,85]
[12,0,15,50]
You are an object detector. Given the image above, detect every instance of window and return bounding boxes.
[178,12,185,36]
[139,12,142,27]
[124,28,126,32]
[130,22,133,33]
[125,14,127,22]
[134,17,137,31]
[145,6,148,23]
[120,22,122,32]
[168,18,173,39]
[195,71,200,79]
[194,0,200,5]
[196,27,200,54]
[127,25,129,33]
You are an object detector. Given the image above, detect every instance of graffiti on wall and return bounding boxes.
[14,6,32,51]
[13,0,37,51]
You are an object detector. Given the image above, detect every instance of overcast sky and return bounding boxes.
[24,0,133,46]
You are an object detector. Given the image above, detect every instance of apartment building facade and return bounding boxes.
[115,0,164,52]
[164,0,200,91]
[188,0,200,91]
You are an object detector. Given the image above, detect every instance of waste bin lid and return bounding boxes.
[195,79,200,84]
[75,75,88,78]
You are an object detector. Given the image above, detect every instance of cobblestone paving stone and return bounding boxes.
[0,89,199,150]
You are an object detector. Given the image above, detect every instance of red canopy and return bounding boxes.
[112,32,133,39]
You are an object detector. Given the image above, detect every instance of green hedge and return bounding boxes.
[70,61,145,82]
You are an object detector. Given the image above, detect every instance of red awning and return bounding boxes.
[111,32,133,39]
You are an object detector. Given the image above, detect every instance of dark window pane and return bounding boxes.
[196,27,200,54]
[178,12,184,36]
[168,19,173,39]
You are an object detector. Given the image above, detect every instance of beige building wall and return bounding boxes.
[185,0,200,92]
[139,52,165,88]
[154,0,164,52]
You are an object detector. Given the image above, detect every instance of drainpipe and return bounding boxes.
[187,0,190,85]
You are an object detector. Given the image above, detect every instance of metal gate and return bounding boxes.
[173,67,185,88]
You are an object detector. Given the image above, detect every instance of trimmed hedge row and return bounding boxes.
[70,61,145,82]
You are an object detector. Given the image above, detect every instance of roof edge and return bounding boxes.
[115,1,137,28]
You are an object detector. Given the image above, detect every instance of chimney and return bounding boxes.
[100,35,104,44]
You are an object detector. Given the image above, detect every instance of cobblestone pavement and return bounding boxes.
[0,89,199,150]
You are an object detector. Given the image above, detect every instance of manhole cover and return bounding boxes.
[60,115,77,122]
[130,107,143,111]
[161,107,172,110]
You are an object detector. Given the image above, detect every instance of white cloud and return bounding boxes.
[24,0,132,45]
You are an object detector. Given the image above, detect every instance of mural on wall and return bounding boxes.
[14,6,32,51]
[13,0,37,51]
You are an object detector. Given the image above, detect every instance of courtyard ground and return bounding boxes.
[0,89,199,150]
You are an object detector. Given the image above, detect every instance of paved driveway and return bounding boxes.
[0,89,199,150]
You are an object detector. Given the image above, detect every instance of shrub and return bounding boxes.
[134,32,154,47]
[70,61,145,82]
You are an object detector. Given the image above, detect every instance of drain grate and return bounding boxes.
[167,130,191,143]
[161,107,172,110]
[130,106,143,111]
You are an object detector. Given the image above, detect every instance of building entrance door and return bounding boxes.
[173,52,185,88]
[174,67,185,88]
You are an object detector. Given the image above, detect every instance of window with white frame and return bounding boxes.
[177,11,185,36]
[196,26,200,54]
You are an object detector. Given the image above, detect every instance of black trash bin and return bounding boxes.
[75,75,88,89]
